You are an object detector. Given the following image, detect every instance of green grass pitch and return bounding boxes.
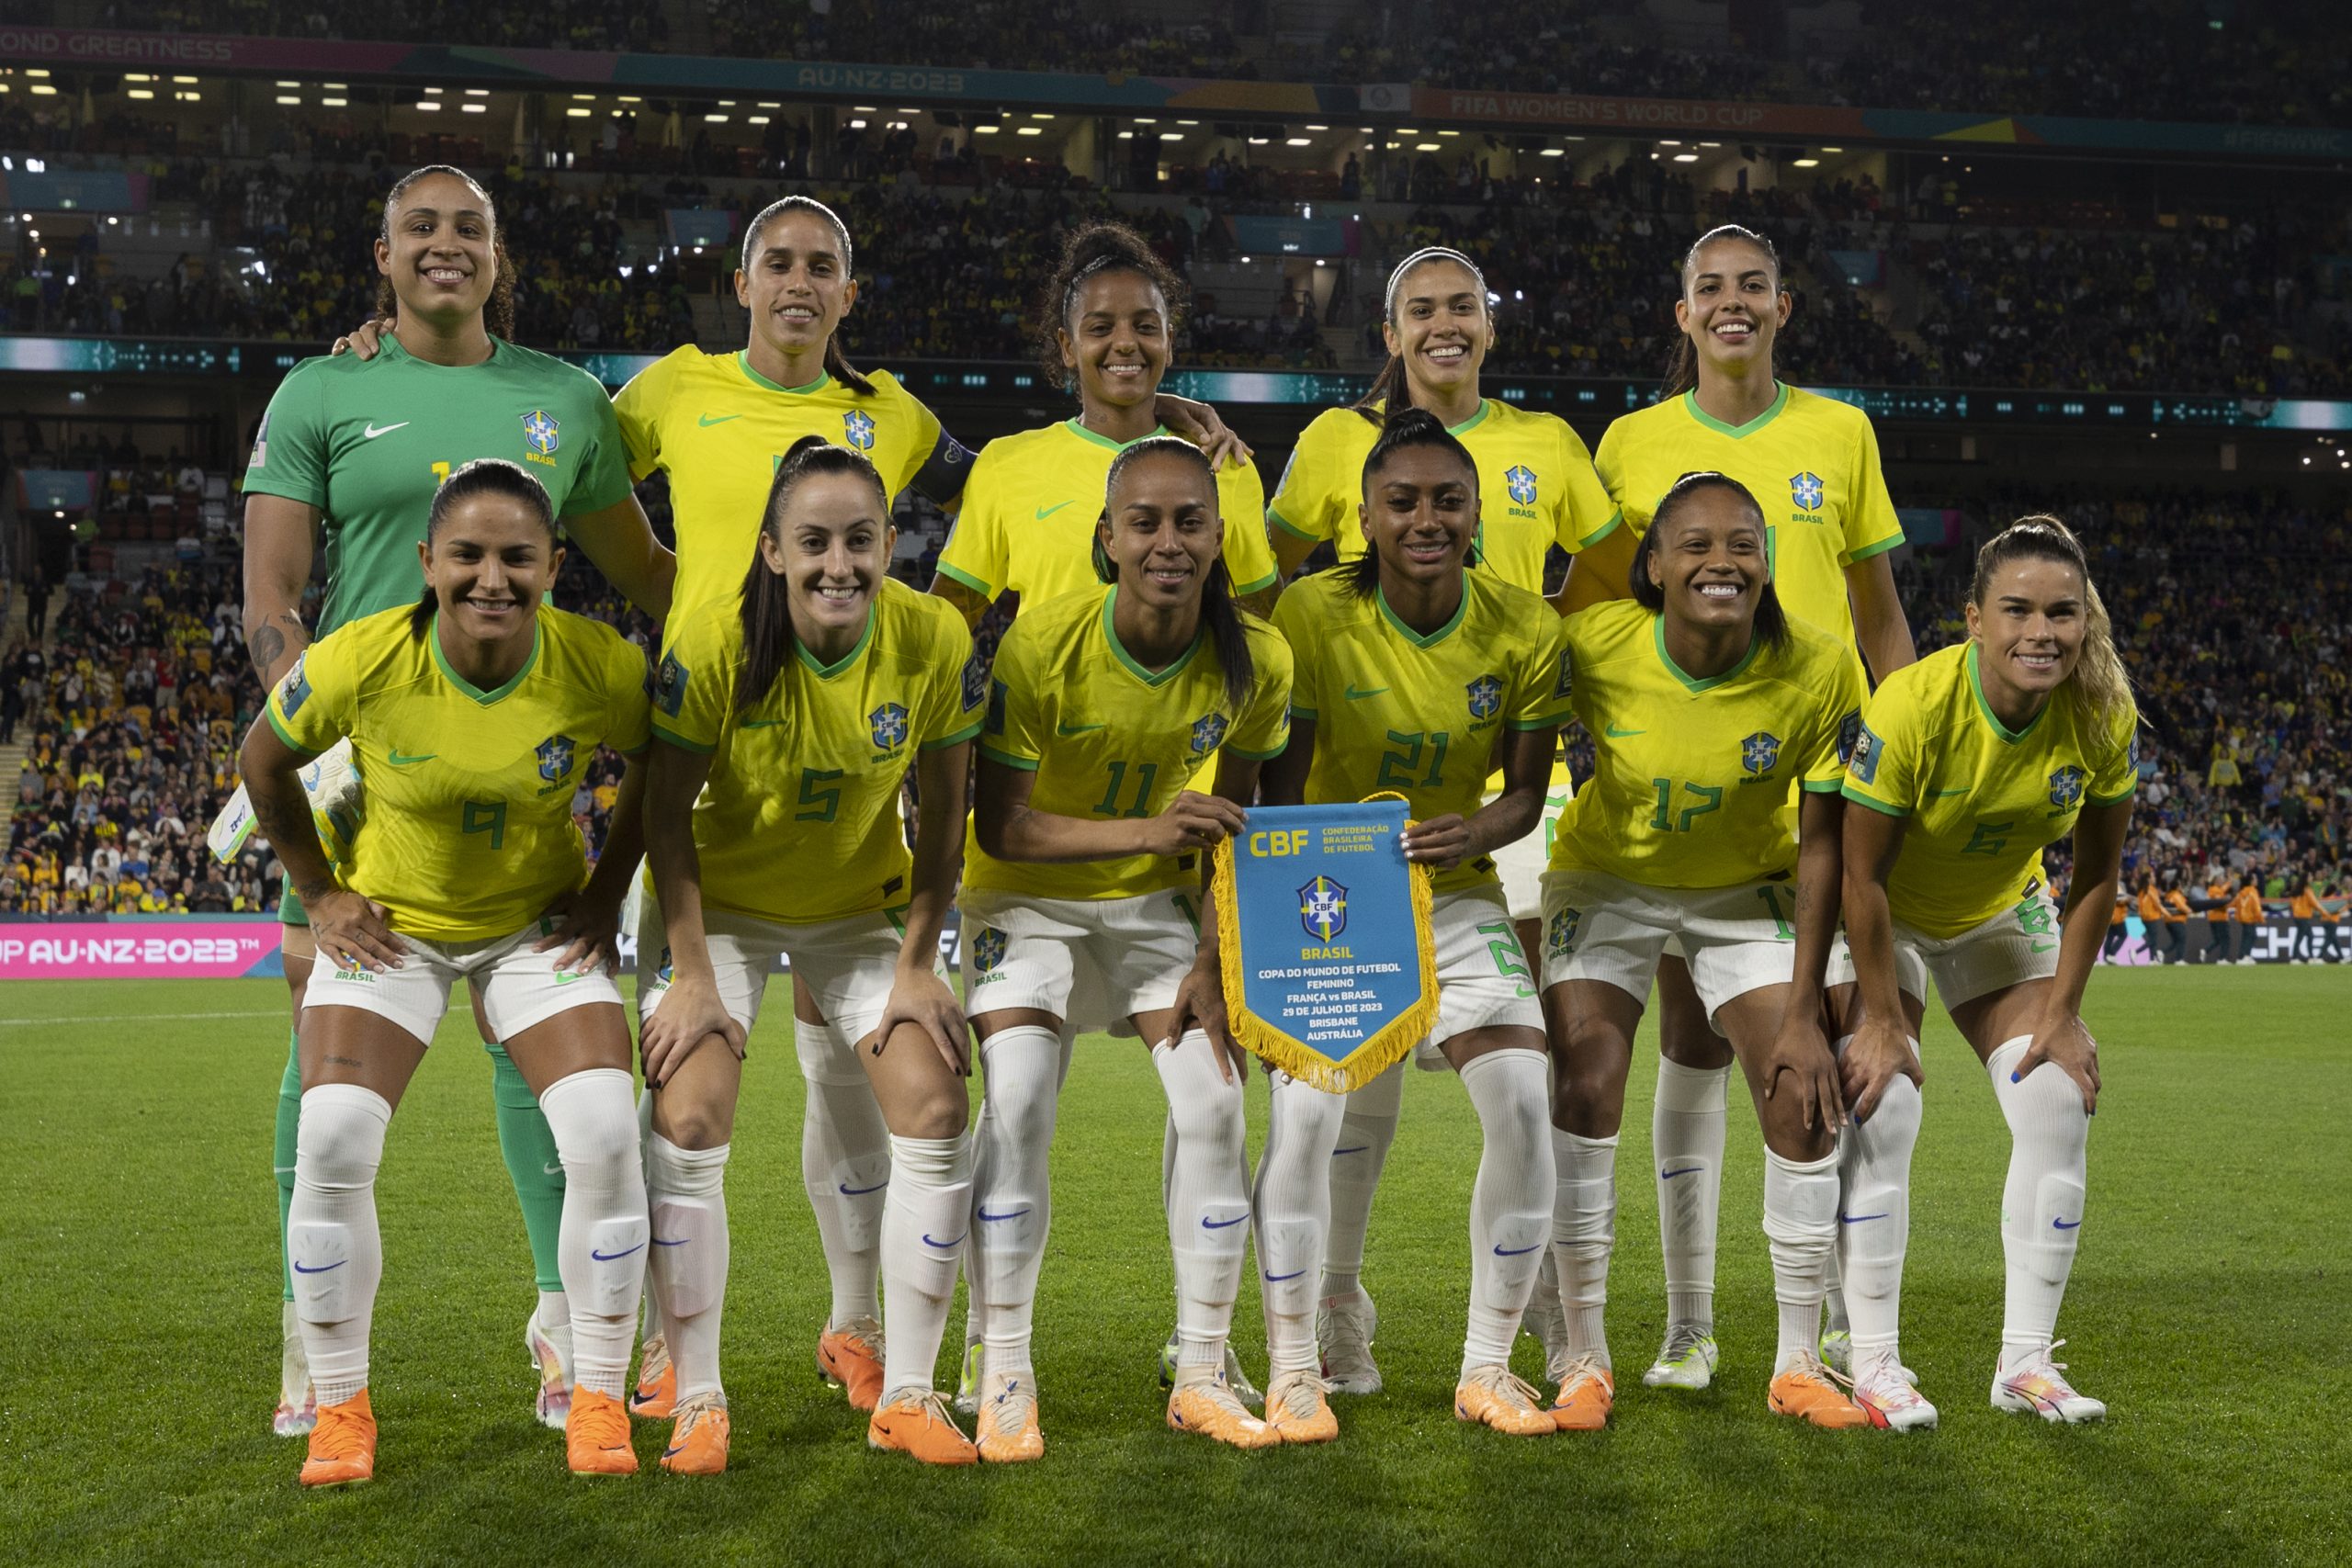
[3,968,2345,1565]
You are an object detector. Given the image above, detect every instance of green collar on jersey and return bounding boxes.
[796,602,876,678]
[1065,418,1173,452]
[735,352,831,396]
[1652,613,1760,693]
[1101,586,1203,687]
[1680,380,1790,440]
[1375,577,1468,649]
[1966,643,2051,744]
[377,331,504,370]
[430,612,541,705]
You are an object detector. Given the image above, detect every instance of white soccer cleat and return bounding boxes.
[1317,1292,1381,1395]
[1992,1341,2106,1424]
[526,1308,573,1431]
[1642,1323,1720,1390]
[1854,1367,1939,1431]
[273,1300,318,1437]
[1820,1327,1917,1387]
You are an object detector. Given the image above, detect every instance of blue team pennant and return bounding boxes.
[1211,797,1438,1092]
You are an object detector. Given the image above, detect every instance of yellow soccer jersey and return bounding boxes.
[1274,569,1572,894]
[936,421,1278,604]
[1267,400,1618,593]
[1843,643,2139,940]
[1594,383,1904,640]
[266,605,651,943]
[650,579,983,925]
[613,347,953,631]
[969,585,1293,902]
[1550,602,1865,888]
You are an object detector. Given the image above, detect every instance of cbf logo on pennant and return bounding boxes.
[1298,875,1348,942]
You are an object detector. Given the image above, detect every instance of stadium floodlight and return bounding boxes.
[128,89,155,100]
[1415,142,1440,152]
[1286,137,1311,146]
[322,97,346,107]
[1792,157,1820,167]
[276,96,300,106]
[565,107,590,118]
[462,104,487,114]
[975,125,999,134]
[1673,153,1699,163]
[417,101,441,111]
[1306,124,1329,131]
[1018,126,1044,136]
[1166,132,1188,142]
[1821,146,1843,152]
[1540,148,1565,156]
[276,80,300,87]
[465,88,489,96]
[1136,117,1157,124]
[172,74,196,83]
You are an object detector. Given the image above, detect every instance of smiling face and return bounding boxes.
[1647,483,1768,637]
[737,208,857,368]
[1382,256,1491,401]
[375,171,497,330]
[1060,268,1170,413]
[1966,555,2087,704]
[1099,449,1221,614]
[421,492,560,645]
[760,469,893,640]
[1674,236,1791,380]
[1362,444,1478,589]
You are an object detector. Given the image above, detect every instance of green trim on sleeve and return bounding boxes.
[1800,778,1846,794]
[1289,704,1320,722]
[1845,532,1905,564]
[977,741,1041,772]
[922,718,984,750]
[1840,783,1909,817]
[264,706,322,758]
[1266,506,1320,542]
[650,721,716,756]
[1222,741,1287,761]
[1577,509,1623,551]
[1506,713,1569,732]
[616,739,652,758]
[1231,569,1279,596]
[933,559,996,598]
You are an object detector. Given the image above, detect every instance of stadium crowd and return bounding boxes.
[7,475,2346,950]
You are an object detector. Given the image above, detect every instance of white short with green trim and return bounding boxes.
[1536,868,1803,1033]
[638,904,936,1046]
[1408,885,1548,1066]
[959,886,1200,1038]
[1824,887,2063,1010]
[306,919,621,1045]
[1490,784,1575,922]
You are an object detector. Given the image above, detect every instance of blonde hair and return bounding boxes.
[1969,514,2134,730]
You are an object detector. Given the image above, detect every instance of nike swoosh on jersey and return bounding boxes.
[1057,721,1105,736]
[698,413,744,426]
[388,750,436,765]
[1035,501,1077,519]
[362,422,410,439]
[1344,685,1388,701]
[1605,723,1645,738]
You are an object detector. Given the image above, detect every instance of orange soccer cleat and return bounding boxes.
[1550,1357,1615,1432]
[630,1333,676,1421]
[660,1392,731,1476]
[868,1390,980,1466]
[566,1389,639,1476]
[817,1316,887,1413]
[299,1390,377,1488]
[1768,1352,1871,1429]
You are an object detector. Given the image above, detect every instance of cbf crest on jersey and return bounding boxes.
[522,410,561,467]
[536,733,576,786]
[968,925,1008,976]
[843,410,876,451]
[869,702,910,751]
[1741,731,1782,775]
[1466,673,1503,720]
[1505,464,1538,508]
[1190,712,1229,756]
[1299,874,1348,942]
[1545,905,1582,959]
[2048,764,2086,808]
[1790,470,1825,513]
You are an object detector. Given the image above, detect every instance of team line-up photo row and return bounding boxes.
[236,164,2135,1486]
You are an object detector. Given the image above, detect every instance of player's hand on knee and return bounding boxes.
[310,889,406,973]
[2013,1013,2099,1115]
[1164,958,1243,1084]
[1399,813,1471,870]
[1761,1014,1845,1134]
[877,964,969,1077]
[1838,1017,1920,1123]
[641,972,742,1086]
[1141,792,1247,858]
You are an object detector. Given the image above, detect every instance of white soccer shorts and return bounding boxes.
[958,886,1203,1037]
[1824,886,2064,1010]
[1408,884,1548,1066]
[639,904,937,1046]
[305,918,623,1045]
[1537,868,1807,1032]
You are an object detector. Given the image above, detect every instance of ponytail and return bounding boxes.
[741,194,875,395]
[1968,514,2135,731]
[1351,246,1490,426]
[738,434,891,708]
[1101,437,1254,708]
[1661,224,1783,400]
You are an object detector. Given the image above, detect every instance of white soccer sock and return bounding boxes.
[1761,1146,1842,1374]
[1550,1126,1619,1370]
[1987,1036,2091,1370]
[880,1132,974,1403]
[797,1016,890,1328]
[1460,1050,1555,1378]
[972,1025,1062,1385]
[539,1068,649,1400]
[636,1089,662,1344]
[646,1134,730,1403]
[1254,1071,1343,1380]
[1155,1032,1252,1377]
[1832,1035,1921,1381]
[1653,1056,1728,1333]
[1319,1062,1402,1303]
[288,1083,390,1408]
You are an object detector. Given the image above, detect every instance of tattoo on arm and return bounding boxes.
[249,622,286,679]
[253,785,334,897]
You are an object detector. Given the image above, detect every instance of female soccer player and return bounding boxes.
[1558,224,1917,1393]
[241,163,673,1436]
[241,458,655,1485]
[614,198,1246,1416]
[1539,472,1882,1432]
[636,437,986,1472]
[1835,516,2138,1426]
[1261,246,1616,1392]
[932,220,1279,626]
[961,437,1293,1458]
[1251,409,1568,1439]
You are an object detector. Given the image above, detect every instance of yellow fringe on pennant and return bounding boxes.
[1212,794,1442,1094]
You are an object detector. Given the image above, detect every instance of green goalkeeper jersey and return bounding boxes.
[243,333,633,636]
